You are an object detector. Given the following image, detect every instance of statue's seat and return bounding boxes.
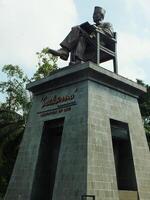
[70,27,118,73]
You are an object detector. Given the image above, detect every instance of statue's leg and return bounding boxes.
[47,27,81,61]
[74,35,87,60]
[60,26,81,51]
[69,34,87,64]
[60,26,87,64]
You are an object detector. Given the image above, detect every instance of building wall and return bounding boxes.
[5,81,88,200]
[87,80,150,200]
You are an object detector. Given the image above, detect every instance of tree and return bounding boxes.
[0,64,30,117]
[32,47,58,81]
[0,109,24,198]
[0,64,30,198]
[0,49,58,198]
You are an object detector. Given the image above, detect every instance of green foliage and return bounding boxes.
[0,109,24,198]
[32,47,58,81]
[0,65,30,115]
[0,48,58,198]
[0,65,30,198]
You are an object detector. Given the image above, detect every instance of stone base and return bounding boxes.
[5,62,150,200]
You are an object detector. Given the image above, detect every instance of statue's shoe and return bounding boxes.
[47,48,69,61]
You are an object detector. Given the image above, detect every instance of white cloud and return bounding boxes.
[117,32,150,81]
[101,31,150,83]
[113,0,150,83]
[136,0,150,19]
[0,0,77,76]
[125,0,150,20]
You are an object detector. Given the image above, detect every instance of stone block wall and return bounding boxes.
[5,62,150,200]
[87,81,150,200]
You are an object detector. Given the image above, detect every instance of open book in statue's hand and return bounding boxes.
[80,22,96,34]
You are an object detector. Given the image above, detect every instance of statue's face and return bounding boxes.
[93,11,104,24]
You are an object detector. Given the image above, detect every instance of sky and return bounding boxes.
[0,0,150,84]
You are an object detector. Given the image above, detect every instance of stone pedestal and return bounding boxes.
[5,62,150,200]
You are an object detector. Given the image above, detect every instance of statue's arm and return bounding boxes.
[103,22,114,37]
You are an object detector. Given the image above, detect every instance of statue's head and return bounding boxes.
[93,6,106,24]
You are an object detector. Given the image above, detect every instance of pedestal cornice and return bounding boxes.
[27,62,146,98]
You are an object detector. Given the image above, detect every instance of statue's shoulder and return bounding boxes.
[102,22,113,28]
[102,22,114,34]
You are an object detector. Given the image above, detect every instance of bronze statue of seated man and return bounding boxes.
[47,6,114,65]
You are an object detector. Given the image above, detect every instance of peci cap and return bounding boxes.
[94,6,106,17]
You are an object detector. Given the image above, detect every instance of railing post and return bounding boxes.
[96,30,100,66]
[113,32,118,74]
